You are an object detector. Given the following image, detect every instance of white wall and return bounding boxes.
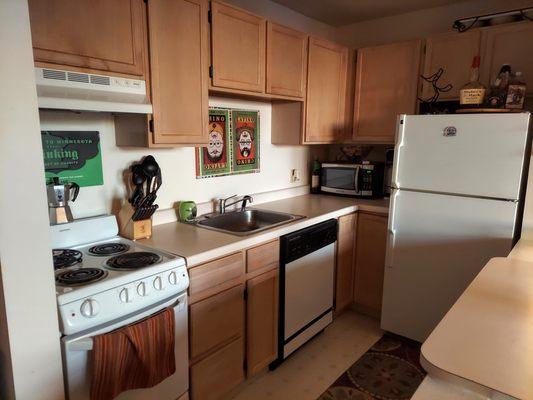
[223,0,338,41]
[0,1,64,399]
[40,98,311,225]
[337,0,533,47]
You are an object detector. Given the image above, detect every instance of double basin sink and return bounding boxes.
[195,209,303,236]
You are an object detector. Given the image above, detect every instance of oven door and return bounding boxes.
[62,293,188,400]
[321,164,360,195]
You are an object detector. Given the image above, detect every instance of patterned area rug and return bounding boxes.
[318,334,426,400]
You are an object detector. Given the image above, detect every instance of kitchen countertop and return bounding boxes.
[139,194,389,267]
[418,256,533,400]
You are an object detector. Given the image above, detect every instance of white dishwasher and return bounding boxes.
[271,219,337,367]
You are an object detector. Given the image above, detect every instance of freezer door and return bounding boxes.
[381,189,517,342]
[393,113,530,199]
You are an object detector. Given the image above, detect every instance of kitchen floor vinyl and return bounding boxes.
[227,310,383,400]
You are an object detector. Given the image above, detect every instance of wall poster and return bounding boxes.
[195,109,231,178]
[195,108,260,179]
[41,130,103,187]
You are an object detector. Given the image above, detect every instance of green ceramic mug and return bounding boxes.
[179,201,197,223]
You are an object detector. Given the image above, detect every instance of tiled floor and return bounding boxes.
[228,311,383,400]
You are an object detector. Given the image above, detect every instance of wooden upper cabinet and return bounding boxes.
[28,0,146,77]
[266,22,308,98]
[335,213,356,313]
[305,37,348,144]
[480,22,533,95]
[147,0,209,145]
[210,1,266,92]
[353,40,422,144]
[353,212,388,318]
[422,30,481,101]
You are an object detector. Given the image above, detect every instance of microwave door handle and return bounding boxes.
[354,167,360,193]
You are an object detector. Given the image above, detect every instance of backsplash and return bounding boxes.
[39,97,311,225]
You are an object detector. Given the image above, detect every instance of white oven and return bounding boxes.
[62,293,188,400]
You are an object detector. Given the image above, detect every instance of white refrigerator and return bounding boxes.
[381,113,531,342]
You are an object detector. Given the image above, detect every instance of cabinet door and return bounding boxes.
[480,22,533,95]
[335,213,356,313]
[266,22,307,98]
[422,30,481,101]
[147,0,209,145]
[353,212,388,317]
[210,1,266,92]
[189,284,245,360]
[246,269,279,377]
[190,337,245,400]
[28,0,145,77]
[353,40,422,144]
[305,37,348,144]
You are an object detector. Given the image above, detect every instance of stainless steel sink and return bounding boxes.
[195,209,303,236]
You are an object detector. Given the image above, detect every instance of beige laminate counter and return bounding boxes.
[139,194,389,267]
[419,256,533,400]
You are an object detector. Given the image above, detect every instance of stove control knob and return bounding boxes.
[137,281,148,297]
[80,299,100,318]
[168,271,179,285]
[153,276,163,291]
[119,288,132,303]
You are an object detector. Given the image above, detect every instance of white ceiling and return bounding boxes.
[270,0,468,26]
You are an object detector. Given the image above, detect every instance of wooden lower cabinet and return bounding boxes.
[353,212,388,317]
[189,284,245,360]
[335,213,357,313]
[246,269,279,377]
[190,337,245,400]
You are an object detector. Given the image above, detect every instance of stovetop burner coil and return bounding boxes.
[53,249,83,270]
[106,252,162,270]
[55,268,107,286]
[88,243,130,256]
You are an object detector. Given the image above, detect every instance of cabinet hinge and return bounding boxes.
[149,118,154,133]
[208,9,212,23]
[209,65,214,79]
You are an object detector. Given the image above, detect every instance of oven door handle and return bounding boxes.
[69,337,93,352]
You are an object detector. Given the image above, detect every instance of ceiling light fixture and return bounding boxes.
[453,7,533,32]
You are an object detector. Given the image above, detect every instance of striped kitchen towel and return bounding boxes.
[90,307,176,400]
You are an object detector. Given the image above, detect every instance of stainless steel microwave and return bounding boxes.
[320,163,383,198]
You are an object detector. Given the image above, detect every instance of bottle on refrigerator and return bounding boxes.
[459,56,486,107]
[505,71,526,109]
[487,64,512,107]
[310,159,321,194]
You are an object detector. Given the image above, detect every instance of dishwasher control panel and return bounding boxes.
[281,219,338,263]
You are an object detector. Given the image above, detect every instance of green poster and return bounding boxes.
[195,109,232,178]
[41,131,103,187]
[231,109,260,174]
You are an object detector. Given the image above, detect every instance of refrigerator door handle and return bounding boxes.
[385,189,399,269]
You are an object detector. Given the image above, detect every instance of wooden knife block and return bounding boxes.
[117,202,152,240]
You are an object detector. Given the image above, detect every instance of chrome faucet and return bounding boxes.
[219,194,253,213]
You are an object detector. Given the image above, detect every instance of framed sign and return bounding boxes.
[231,109,260,174]
[195,109,231,178]
[41,131,103,187]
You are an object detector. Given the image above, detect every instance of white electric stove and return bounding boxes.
[51,214,189,400]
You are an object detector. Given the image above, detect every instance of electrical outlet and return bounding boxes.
[290,169,300,183]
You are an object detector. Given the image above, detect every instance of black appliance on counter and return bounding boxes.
[320,162,384,199]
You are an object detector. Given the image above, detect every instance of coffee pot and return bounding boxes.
[47,177,80,225]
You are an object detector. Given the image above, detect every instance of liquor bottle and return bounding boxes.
[487,64,511,108]
[459,56,486,107]
[505,71,526,109]
[310,159,321,194]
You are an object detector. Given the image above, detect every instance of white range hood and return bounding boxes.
[35,67,153,114]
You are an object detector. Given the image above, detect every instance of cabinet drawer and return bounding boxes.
[190,284,245,360]
[190,337,245,400]
[189,252,245,300]
[246,240,279,274]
